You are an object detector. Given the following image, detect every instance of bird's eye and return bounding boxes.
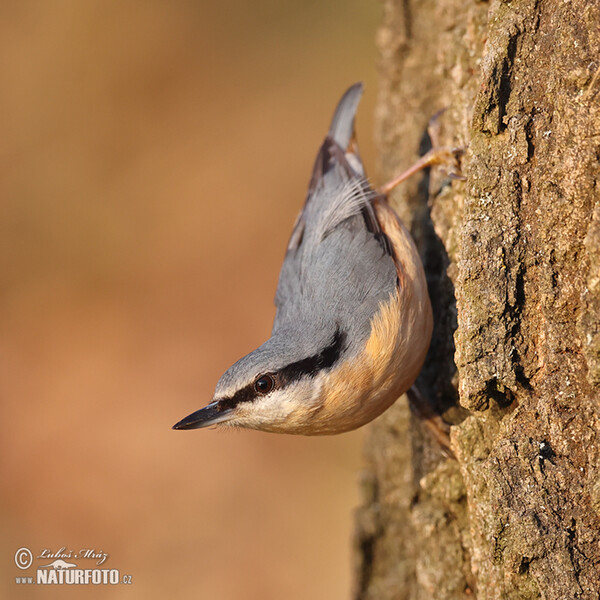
[254,374,275,395]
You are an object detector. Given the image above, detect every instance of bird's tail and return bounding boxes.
[327,82,363,151]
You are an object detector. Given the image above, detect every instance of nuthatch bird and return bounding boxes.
[174,83,435,435]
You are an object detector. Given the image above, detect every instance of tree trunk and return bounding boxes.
[354,1,600,598]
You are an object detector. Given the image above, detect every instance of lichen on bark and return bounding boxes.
[354,1,600,598]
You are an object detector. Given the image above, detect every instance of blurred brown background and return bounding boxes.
[0,2,381,599]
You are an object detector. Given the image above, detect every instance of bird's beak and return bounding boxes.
[172,402,232,430]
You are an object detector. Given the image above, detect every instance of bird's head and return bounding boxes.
[173,327,349,434]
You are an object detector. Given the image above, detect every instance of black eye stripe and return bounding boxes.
[278,329,346,384]
[216,328,347,412]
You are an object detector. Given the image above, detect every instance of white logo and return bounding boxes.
[14,548,33,570]
[13,546,133,585]
[39,559,77,570]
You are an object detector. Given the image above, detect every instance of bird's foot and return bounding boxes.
[378,109,466,195]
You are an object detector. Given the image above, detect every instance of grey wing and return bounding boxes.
[274,211,397,340]
[273,84,398,338]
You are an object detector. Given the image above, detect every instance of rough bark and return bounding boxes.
[354,1,600,598]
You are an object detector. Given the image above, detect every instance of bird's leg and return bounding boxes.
[406,386,455,459]
[378,109,466,196]
[379,146,465,195]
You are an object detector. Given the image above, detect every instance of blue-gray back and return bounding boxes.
[273,84,397,355]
